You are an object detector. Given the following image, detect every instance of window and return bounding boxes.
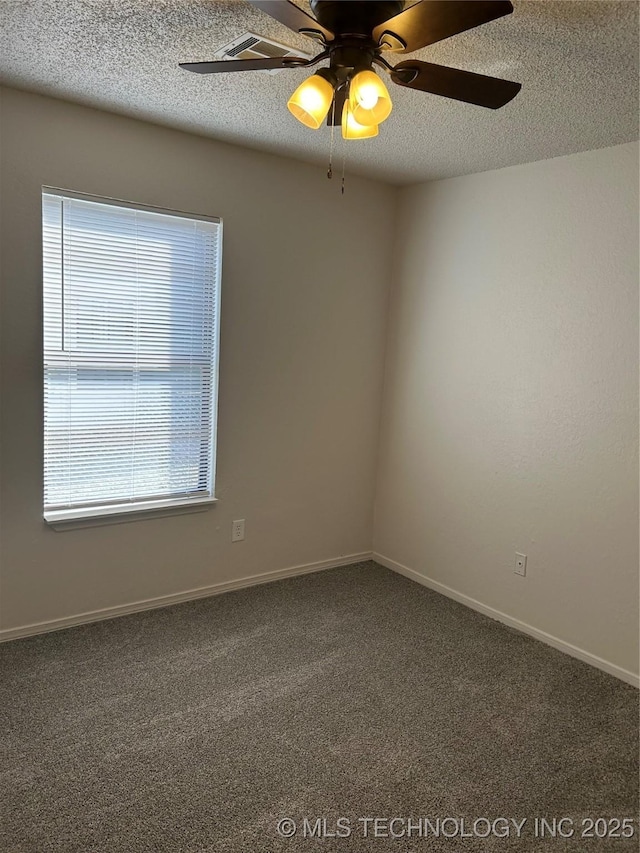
[42,190,222,523]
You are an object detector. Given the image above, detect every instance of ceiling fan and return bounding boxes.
[180,1,521,139]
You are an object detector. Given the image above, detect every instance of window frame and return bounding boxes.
[42,187,223,527]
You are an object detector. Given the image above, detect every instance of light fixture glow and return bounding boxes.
[349,69,392,127]
[341,102,378,140]
[287,73,335,130]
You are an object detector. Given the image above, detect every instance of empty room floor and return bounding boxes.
[1,561,637,852]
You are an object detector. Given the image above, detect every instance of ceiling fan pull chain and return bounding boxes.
[341,150,346,195]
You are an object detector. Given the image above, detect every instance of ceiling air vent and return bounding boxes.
[213,32,313,74]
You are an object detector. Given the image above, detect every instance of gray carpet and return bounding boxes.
[1,561,637,852]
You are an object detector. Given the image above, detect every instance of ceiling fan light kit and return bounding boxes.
[287,66,391,135]
[180,0,522,141]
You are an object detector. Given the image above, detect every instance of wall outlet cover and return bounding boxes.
[232,519,245,542]
[515,553,527,576]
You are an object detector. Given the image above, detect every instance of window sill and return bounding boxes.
[44,496,218,530]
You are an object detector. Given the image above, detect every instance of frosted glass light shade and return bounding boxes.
[287,74,335,129]
[349,70,392,126]
[342,102,378,139]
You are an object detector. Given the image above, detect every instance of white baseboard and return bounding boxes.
[0,551,373,643]
[6,551,636,689]
[374,552,639,689]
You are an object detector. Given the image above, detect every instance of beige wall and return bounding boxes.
[374,142,639,679]
[0,86,396,631]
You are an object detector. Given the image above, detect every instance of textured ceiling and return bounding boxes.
[0,0,638,184]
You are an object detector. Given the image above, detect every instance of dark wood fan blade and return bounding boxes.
[391,60,521,109]
[248,0,334,42]
[180,57,304,74]
[327,84,347,126]
[374,1,513,53]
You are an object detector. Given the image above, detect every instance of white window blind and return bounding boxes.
[42,190,222,522]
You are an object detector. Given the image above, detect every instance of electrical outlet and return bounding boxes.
[514,553,527,577]
[232,519,245,542]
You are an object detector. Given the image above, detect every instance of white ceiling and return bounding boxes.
[0,0,637,185]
